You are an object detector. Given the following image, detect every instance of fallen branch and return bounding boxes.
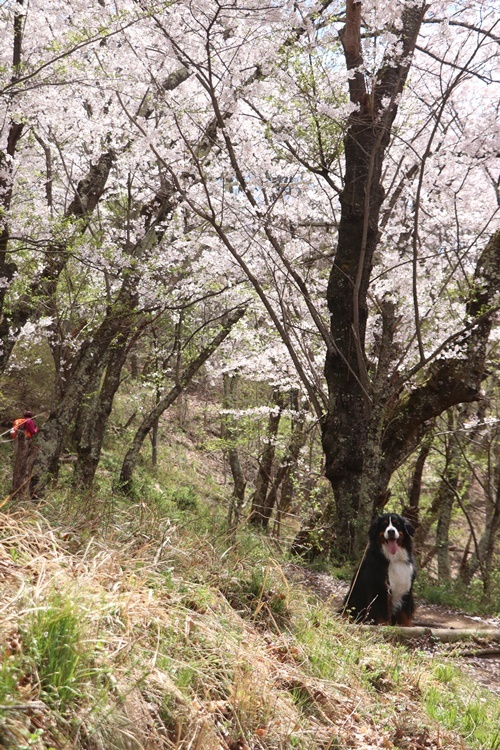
[460,648,500,658]
[353,626,500,642]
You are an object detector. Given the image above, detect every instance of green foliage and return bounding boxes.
[165,484,198,510]
[21,593,92,711]
[425,667,500,750]
[0,339,54,419]
[415,573,500,617]
[0,650,23,705]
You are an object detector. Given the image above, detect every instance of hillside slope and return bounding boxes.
[0,492,498,750]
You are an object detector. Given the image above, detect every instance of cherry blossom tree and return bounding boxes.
[128,0,499,556]
[1,0,498,563]
[1,1,251,491]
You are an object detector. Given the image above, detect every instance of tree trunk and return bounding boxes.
[271,392,307,536]
[436,411,461,583]
[250,389,285,528]
[324,184,500,559]
[481,459,500,601]
[151,416,159,468]
[31,279,138,494]
[322,3,427,559]
[403,439,432,528]
[119,307,246,493]
[460,453,500,597]
[72,330,132,489]
[12,433,38,499]
[222,373,247,530]
[30,184,176,495]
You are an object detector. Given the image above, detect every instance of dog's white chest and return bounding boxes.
[385,551,413,612]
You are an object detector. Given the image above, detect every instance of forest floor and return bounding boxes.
[1,403,498,749]
[285,564,500,695]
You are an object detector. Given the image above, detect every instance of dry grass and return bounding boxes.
[0,499,497,750]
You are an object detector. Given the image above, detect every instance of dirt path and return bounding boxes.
[285,564,500,694]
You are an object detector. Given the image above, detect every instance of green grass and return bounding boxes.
[425,664,500,749]
[415,573,500,617]
[1,409,499,750]
[21,593,92,711]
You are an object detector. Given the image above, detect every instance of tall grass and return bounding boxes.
[22,593,91,711]
[1,417,499,750]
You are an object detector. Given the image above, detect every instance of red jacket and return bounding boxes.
[11,418,38,439]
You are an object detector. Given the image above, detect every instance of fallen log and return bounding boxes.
[354,625,500,643]
[460,648,500,658]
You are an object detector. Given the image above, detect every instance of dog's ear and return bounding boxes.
[402,517,415,537]
[368,516,382,544]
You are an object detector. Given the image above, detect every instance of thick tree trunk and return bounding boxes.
[322,3,426,559]
[321,0,499,561]
[72,331,131,489]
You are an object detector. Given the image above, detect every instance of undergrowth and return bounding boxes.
[0,487,497,750]
[0,432,498,750]
[22,593,92,712]
[415,574,500,618]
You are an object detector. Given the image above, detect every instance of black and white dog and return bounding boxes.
[342,514,416,625]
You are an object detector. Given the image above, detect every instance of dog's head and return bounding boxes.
[369,513,414,556]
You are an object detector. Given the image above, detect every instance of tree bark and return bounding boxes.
[460,452,500,598]
[403,439,432,528]
[436,411,461,583]
[250,389,285,528]
[322,3,427,558]
[323,47,500,563]
[29,180,176,494]
[30,277,139,494]
[72,331,132,489]
[223,373,247,530]
[268,392,308,535]
[12,433,38,499]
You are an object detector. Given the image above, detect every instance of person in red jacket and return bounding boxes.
[11,410,39,498]
[11,410,38,439]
